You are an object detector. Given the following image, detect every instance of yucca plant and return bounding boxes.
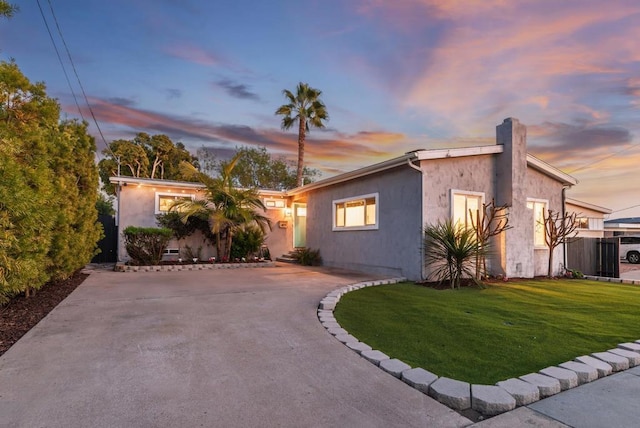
[423,220,483,289]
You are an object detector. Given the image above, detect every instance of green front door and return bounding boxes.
[293,203,307,248]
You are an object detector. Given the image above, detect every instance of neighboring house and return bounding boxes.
[604,218,640,236]
[565,198,612,238]
[111,118,579,280]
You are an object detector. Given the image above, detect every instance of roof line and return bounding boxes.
[526,154,577,186]
[565,198,612,214]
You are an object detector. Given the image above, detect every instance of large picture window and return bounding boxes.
[527,199,547,248]
[155,192,194,214]
[333,193,378,231]
[451,190,484,230]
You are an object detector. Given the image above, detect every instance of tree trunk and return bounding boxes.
[216,231,223,261]
[548,247,554,277]
[225,232,234,261]
[151,157,161,179]
[296,118,306,187]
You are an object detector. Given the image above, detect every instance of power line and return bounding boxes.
[568,140,640,174]
[611,203,640,215]
[38,0,118,166]
[35,0,84,119]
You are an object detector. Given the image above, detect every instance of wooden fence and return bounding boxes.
[566,237,619,278]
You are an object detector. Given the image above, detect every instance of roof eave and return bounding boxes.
[287,153,418,196]
[565,198,612,214]
[526,155,577,186]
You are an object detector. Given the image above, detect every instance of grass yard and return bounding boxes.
[334,279,640,384]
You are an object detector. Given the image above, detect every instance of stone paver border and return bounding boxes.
[318,278,640,418]
[114,261,276,272]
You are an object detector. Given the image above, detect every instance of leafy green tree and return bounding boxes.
[176,156,271,261]
[0,1,17,19]
[0,61,57,299]
[0,60,101,300]
[47,120,102,280]
[220,145,319,190]
[98,133,199,195]
[275,82,328,187]
[96,193,116,216]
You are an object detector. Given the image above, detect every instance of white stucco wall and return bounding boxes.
[421,154,497,279]
[115,182,289,262]
[525,168,566,276]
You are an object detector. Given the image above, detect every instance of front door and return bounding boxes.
[293,203,307,248]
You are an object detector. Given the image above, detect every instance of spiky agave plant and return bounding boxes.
[423,220,483,289]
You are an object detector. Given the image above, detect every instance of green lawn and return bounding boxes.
[334,280,640,384]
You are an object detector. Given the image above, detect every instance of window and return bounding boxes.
[526,199,547,247]
[264,199,286,209]
[575,217,589,229]
[155,192,194,214]
[451,190,483,230]
[333,193,378,231]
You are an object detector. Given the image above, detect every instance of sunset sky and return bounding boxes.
[1,0,639,217]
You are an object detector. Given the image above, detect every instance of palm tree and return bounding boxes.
[275,82,329,187]
[174,156,271,261]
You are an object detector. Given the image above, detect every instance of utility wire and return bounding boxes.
[39,0,119,167]
[568,140,640,174]
[610,203,640,215]
[35,0,84,119]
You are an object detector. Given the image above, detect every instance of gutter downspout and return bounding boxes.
[407,158,425,280]
[562,186,568,272]
[115,181,121,263]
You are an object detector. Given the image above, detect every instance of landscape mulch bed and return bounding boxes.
[0,271,88,357]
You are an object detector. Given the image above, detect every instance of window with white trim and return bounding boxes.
[333,193,378,231]
[264,199,286,209]
[526,199,547,248]
[451,190,483,230]
[155,192,195,214]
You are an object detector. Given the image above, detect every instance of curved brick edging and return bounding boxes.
[318,279,640,417]
[115,261,276,272]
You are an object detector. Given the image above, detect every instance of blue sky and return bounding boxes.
[1,0,639,217]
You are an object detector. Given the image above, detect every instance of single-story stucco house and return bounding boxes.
[111,117,582,280]
[565,198,612,238]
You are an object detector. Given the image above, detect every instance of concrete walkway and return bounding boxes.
[472,366,640,427]
[0,265,469,428]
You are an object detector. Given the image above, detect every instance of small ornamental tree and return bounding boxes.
[543,209,578,277]
[470,199,511,280]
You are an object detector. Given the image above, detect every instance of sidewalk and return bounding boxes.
[473,365,640,427]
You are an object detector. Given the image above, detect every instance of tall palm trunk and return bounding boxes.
[296,118,306,187]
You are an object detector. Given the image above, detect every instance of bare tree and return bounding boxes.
[543,209,578,277]
[471,199,511,280]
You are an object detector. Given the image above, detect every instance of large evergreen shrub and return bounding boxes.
[0,60,101,302]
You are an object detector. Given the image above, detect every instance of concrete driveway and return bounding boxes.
[0,265,470,427]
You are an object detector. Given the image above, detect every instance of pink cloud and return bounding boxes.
[74,97,408,176]
[164,43,228,67]
[348,1,640,137]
